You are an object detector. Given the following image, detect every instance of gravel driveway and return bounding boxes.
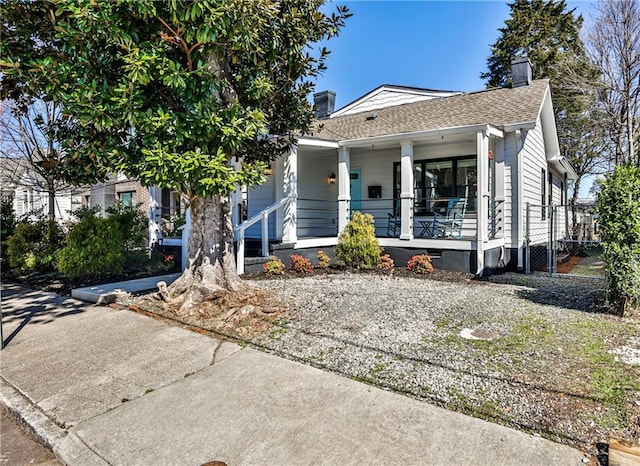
[248,272,639,455]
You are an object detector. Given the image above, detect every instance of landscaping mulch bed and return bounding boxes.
[127,268,639,461]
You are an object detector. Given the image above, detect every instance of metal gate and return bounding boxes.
[525,203,601,276]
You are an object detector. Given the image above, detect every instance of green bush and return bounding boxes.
[334,211,381,269]
[1,195,16,241]
[316,250,331,269]
[58,214,124,279]
[106,201,148,265]
[263,256,285,275]
[70,205,102,221]
[1,196,16,271]
[597,165,640,311]
[6,216,63,273]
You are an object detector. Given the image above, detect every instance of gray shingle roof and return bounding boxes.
[307,79,549,142]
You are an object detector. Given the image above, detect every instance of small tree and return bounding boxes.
[597,166,640,314]
[335,212,382,269]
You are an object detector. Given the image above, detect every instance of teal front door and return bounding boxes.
[350,169,362,213]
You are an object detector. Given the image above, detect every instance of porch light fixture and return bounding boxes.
[327,172,337,185]
[264,164,273,176]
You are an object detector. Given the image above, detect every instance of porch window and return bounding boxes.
[393,156,477,215]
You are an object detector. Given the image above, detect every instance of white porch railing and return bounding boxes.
[234,197,290,275]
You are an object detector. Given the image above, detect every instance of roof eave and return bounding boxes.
[338,124,504,148]
[296,137,340,149]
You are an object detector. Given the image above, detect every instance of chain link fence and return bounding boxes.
[525,203,602,276]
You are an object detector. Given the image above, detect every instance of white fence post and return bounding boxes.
[261,210,269,257]
[237,226,245,275]
[525,202,531,275]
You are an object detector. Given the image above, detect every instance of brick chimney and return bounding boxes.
[511,57,532,88]
[313,90,336,119]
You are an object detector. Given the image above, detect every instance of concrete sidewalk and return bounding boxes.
[71,273,181,304]
[0,283,587,465]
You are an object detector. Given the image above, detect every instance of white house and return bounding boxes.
[0,156,83,224]
[227,58,577,276]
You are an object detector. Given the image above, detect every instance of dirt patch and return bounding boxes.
[131,286,289,339]
[557,255,583,273]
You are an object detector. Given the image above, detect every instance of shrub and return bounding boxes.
[407,254,434,274]
[106,201,148,266]
[6,216,63,273]
[1,196,16,271]
[1,195,16,241]
[70,205,102,221]
[290,254,313,274]
[263,256,285,275]
[334,211,382,269]
[58,214,124,279]
[597,166,640,313]
[316,250,331,269]
[380,253,395,271]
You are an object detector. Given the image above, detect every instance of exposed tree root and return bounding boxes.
[152,275,287,337]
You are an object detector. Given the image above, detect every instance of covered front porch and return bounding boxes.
[234,124,507,276]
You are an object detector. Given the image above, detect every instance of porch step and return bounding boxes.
[243,256,271,275]
[271,242,295,251]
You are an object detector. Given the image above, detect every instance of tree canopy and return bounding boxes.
[1,0,349,200]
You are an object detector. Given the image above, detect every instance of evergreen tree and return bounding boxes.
[482,0,605,214]
[481,0,584,88]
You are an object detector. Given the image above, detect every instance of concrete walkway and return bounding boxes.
[71,273,181,304]
[0,283,587,465]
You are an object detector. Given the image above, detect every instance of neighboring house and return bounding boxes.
[0,156,83,224]
[83,175,186,252]
[231,58,577,275]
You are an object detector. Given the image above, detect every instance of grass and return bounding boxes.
[566,319,640,429]
[434,313,639,430]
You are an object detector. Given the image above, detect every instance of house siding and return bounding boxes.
[336,90,448,117]
[297,153,338,237]
[519,119,550,246]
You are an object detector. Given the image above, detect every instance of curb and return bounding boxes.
[0,377,107,465]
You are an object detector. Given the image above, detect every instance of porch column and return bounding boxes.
[400,141,414,240]
[147,186,162,251]
[476,130,490,275]
[282,144,298,243]
[337,147,350,233]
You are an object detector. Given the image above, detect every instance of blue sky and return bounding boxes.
[316,1,597,109]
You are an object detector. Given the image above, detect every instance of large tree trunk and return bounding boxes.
[161,194,246,315]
